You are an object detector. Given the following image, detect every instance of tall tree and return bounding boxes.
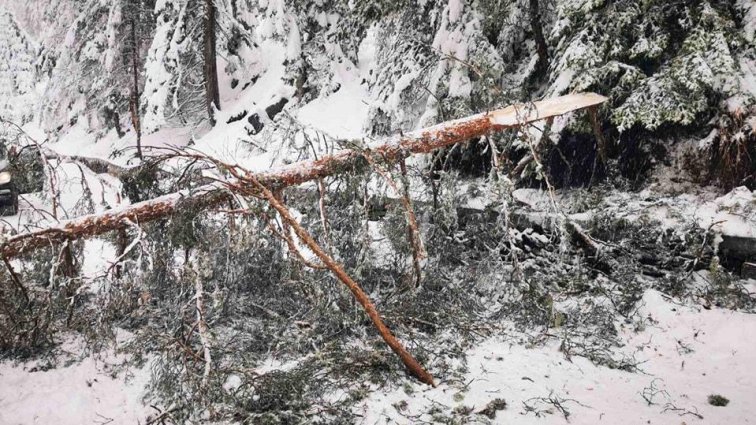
[127,0,143,158]
[203,0,220,125]
[529,0,548,78]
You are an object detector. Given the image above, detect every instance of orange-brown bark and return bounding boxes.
[247,174,436,386]
[1,93,607,260]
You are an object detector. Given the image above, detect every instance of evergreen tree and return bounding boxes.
[204,0,220,125]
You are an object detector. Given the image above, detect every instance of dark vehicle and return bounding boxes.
[0,159,18,215]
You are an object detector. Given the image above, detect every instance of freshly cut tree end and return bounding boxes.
[489,93,609,127]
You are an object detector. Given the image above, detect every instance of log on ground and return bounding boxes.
[1,93,607,259]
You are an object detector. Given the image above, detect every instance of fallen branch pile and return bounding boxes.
[223,165,438,385]
[0,93,607,385]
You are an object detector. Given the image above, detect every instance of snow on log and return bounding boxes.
[1,93,607,259]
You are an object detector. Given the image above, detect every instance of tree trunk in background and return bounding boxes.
[128,0,143,159]
[529,0,548,78]
[204,0,220,125]
[114,228,128,278]
[59,243,77,278]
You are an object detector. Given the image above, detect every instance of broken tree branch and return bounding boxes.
[238,170,436,386]
[365,153,426,288]
[399,159,425,288]
[266,217,327,270]
[194,276,212,387]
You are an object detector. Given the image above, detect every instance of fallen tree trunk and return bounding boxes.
[1,93,607,259]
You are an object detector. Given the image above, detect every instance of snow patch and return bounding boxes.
[0,341,150,425]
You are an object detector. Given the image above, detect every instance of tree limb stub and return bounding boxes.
[1,93,607,259]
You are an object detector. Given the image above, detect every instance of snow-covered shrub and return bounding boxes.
[142,0,205,132]
[612,25,737,131]
[0,10,41,124]
[541,0,754,185]
[0,243,87,358]
[7,148,45,196]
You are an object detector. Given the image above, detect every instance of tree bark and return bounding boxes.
[588,106,608,167]
[204,0,220,125]
[529,0,549,78]
[0,93,607,260]
[129,0,143,159]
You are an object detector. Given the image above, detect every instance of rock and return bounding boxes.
[247,113,264,135]
[245,97,289,136]
[719,235,756,272]
[741,261,756,279]
[264,97,289,120]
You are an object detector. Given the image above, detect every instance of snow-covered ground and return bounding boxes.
[1,288,754,424]
[0,339,151,425]
[357,289,756,424]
